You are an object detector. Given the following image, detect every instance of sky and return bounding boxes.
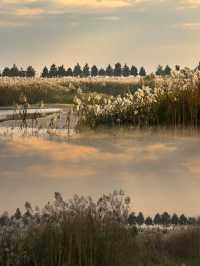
[0,0,200,72]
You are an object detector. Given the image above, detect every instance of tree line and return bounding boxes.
[128,212,198,227]
[1,62,200,78]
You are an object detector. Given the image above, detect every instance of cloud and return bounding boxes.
[15,7,44,16]
[179,0,200,8]
[182,22,200,29]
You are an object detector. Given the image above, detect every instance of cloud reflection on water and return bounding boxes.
[0,131,200,216]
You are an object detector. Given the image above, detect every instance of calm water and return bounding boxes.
[0,128,200,216]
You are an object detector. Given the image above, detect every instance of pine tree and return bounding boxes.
[130,65,138,76]
[179,214,188,225]
[161,212,171,227]
[136,212,144,226]
[10,64,19,77]
[2,67,10,77]
[155,65,164,76]
[106,64,113,76]
[153,213,161,226]
[98,68,106,76]
[114,62,122,76]
[171,213,179,226]
[57,65,66,77]
[19,68,26,77]
[164,65,171,76]
[145,216,153,227]
[83,64,90,77]
[49,64,58,78]
[66,67,73,76]
[73,63,82,77]
[91,65,98,77]
[122,64,130,77]
[41,66,49,78]
[139,67,146,77]
[26,66,36,77]
[128,212,137,225]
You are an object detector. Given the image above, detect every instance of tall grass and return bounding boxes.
[0,191,200,266]
[76,69,200,128]
[0,77,143,106]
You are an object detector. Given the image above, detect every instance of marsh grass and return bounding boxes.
[0,191,200,266]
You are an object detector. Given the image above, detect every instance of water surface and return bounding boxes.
[0,128,200,216]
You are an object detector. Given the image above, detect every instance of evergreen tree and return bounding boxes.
[145,216,153,227]
[49,64,58,78]
[153,213,161,226]
[41,66,49,78]
[66,67,73,76]
[161,212,171,227]
[91,65,98,77]
[10,64,19,77]
[128,212,137,225]
[106,64,113,76]
[57,65,66,77]
[139,67,146,77]
[114,62,122,76]
[136,212,144,226]
[2,67,10,77]
[98,68,106,76]
[179,214,188,225]
[73,63,82,77]
[171,213,179,226]
[155,65,164,76]
[83,64,90,77]
[130,65,138,76]
[122,64,130,77]
[164,65,171,76]
[26,66,36,77]
[19,68,26,77]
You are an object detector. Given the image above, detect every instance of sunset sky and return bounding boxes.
[1,0,200,72]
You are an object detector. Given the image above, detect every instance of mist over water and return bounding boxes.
[0,128,200,216]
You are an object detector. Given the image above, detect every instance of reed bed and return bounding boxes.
[75,69,200,128]
[0,77,143,106]
[0,191,200,266]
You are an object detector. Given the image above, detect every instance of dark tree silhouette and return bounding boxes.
[179,214,188,226]
[153,213,162,226]
[98,68,106,76]
[175,65,180,71]
[164,65,171,76]
[2,67,11,77]
[91,65,98,77]
[114,62,122,76]
[106,64,113,76]
[155,65,164,76]
[171,213,179,226]
[161,212,171,227]
[128,212,137,225]
[145,216,153,227]
[83,64,90,77]
[122,64,130,77]
[10,64,19,77]
[139,67,146,77]
[57,65,66,77]
[41,66,49,78]
[26,66,36,77]
[130,65,138,76]
[136,212,144,226]
[49,64,58,78]
[73,63,82,77]
[66,67,73,76]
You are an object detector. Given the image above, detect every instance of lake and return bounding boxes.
[0,127,200,217]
